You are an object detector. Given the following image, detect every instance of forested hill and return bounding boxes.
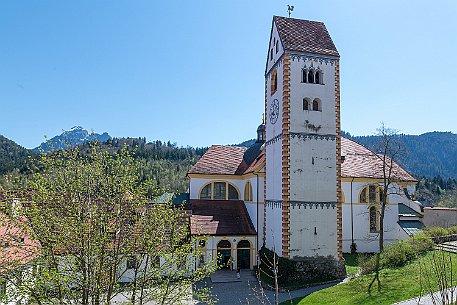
[3,135,207,192]
[1,130,456,192]
[90,138,207,192]
[0,135,33,176]
[343,131,457,180]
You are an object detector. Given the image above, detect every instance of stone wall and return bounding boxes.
[291,256,346,282]
[424,207,457,228]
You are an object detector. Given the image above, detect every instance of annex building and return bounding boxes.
[186,16,423,274]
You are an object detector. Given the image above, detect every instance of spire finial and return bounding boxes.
[287,5,294,17]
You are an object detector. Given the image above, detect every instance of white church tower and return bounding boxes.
[264,16,344,272]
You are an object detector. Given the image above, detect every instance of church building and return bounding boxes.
[187,16,423,275]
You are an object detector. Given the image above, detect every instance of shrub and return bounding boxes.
[424,226,449,237]
[359,254,376,274]
[259,246,297,286]
[410,232,435,252]
[446,225,457,235]
[381,241,412,267]
[360,233,434,274]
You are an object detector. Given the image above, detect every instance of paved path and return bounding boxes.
[392,286,457,305]
[436,241,457,254]
[210,269,257,283]
[196,270,339,305]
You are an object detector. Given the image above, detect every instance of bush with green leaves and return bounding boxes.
[424,226,450,237]
[361,233,434,274]
[447,225,457,235]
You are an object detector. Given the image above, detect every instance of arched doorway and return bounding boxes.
[217,240,232,269]
[237,240,251,269]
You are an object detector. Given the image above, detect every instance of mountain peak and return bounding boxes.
[34,127,111,152]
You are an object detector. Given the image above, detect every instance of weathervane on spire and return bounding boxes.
[287,5,294,17]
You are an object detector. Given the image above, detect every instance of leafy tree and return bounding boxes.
[1,144,215,305]
[368,124,407,292]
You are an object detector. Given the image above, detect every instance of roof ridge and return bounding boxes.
[273,15,324,24]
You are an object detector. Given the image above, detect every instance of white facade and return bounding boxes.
[341,180,420,253]
[199,235,257,270]
[188,173,265,258]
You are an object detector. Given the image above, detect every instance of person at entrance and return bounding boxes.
[227,256,233,270]
[236,267,241,279]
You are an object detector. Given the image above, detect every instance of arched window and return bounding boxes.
[307,70,314,83]
[244,182,253,201]
[228,184,239,200]
[369,206,378,232]
[275,41,279,53]
[200,184,211,200]
[315,71,321,84]
[214,182,226,200]
[303,98,309,111]
[369,185,376,202]
[237,240,251,248]
[199,182,240,200]
[218,240,231,248]
[359,187,367,203]
[302,69,307,83]
[359,185,386,204]
[312,99,320,111]
[271,69,278,95]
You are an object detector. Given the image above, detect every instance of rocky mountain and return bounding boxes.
[34,126,111,153]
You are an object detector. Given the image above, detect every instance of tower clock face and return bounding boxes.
[269,99,280,124]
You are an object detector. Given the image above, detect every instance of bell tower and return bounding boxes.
[264,16,343,274]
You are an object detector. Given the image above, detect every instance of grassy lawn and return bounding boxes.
[280,251,457,305]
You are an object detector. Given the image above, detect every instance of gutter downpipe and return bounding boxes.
[351,177,355,247]
[254,172,260,267]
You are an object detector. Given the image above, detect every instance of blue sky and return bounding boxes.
[1,1,456,149]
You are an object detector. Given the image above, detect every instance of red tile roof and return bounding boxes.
[274,16,339,57]
[244,150,265,174]
[188,145,248,175]
[189,200,257,236]
[341,137,416,181]
[189,138,416,182]
[0,213,41,273]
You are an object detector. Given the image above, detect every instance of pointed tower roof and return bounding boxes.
[273,16,339,57]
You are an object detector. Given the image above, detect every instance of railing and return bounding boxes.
[432,234,457,244]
